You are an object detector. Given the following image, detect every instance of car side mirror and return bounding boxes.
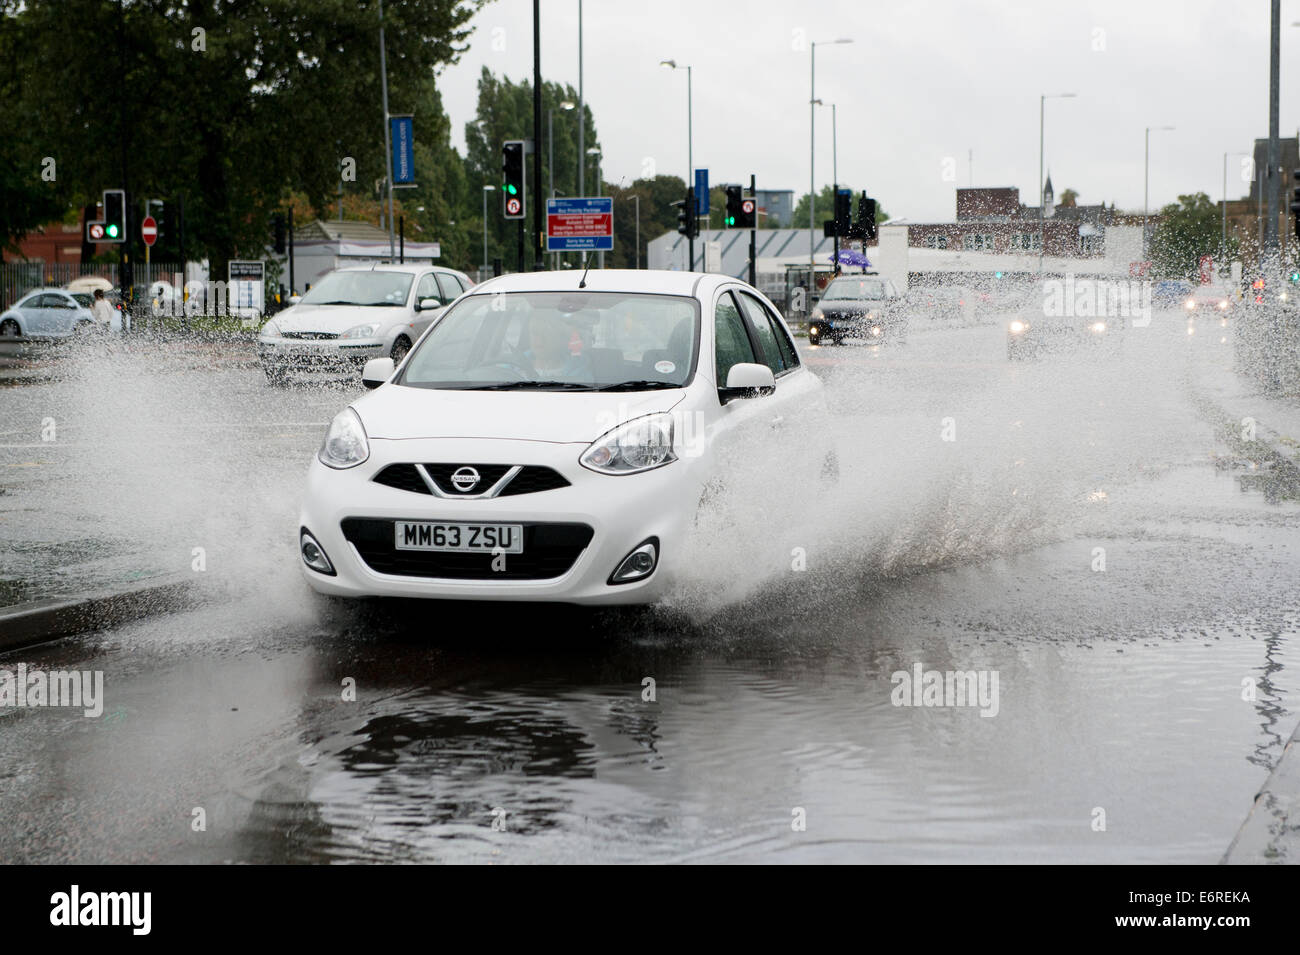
[361,357,396,389]
[719,362,775,402]
[415,297,441,312]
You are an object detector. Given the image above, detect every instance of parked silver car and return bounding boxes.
[256,264,473,383]
[0,287,106,338]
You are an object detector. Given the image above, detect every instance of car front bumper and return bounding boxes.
[259,337,386,369]
[297,436,704,605]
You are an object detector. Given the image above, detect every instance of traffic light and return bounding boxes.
[674,188,697,237]
[272,213,286,254]
[724,185,743,227]
[1291,168,1300,241]
[834,189,851,237]
[857,193,877,241]
[736,192,756,229]
[501,140,525,219]
[102,189,125,242]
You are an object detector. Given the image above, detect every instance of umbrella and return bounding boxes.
[831,248,872,268]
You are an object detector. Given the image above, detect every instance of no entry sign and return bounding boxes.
[141,215,158,247]
[546,197,614,252]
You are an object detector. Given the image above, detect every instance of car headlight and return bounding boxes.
[318,408,369,469]
[340,322,382,339]
[1185,299,1196,310]
[1009,320,1028,334]
[810,308,825,321]
[1090,321,1106,333]
[259,320,281,338]
[580,413,677,475]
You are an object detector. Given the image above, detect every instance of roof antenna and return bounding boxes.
[578,252,592,289]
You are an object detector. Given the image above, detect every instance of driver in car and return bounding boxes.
[526,319,593,382]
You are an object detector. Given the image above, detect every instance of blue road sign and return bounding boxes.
[390,115,415,186]
[546,197,614,252]
[695,169,709,215]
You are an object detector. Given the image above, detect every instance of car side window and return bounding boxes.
[435,273,461,303]
[714,292,757,387]
[736,292,789,374]
[415,273,440,303]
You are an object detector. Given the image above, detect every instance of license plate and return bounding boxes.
[393,521,523,554]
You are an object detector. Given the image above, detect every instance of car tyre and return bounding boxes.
[391,335,412,364]
[0,318,20,338]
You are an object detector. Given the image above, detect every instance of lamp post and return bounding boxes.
[587,147,602,267]
[481,184,494,276]
[814,99,839,269]
[577,0,584,198]
[1039,92,1076,271]
[809,39,853,281]
[659,59,693,269]
[1223,151,1250,268]
[550,100,576,270]
[1144,124,1175,258]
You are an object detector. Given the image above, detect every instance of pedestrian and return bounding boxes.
[91,288,114,326]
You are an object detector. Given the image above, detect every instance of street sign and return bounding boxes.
[546,197,614,252]
[88,223,105,240]
[228,260,265,318]
[390,114,416,187]
[741,198,755,217]
[694,169,709,216]
[505,196,522,217]
[141,215,157,247]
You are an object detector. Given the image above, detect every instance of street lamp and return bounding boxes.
[810,39,853,277]
[660,59,693,268]
[481,184,494,276]
[1144,124,1175,257]
[587,147,603,267]
[814,99,840,270]
[550,100,576,270]
[1223,150,1251,268]
[1039,92,1076,271]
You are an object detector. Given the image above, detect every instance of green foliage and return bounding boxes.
[605,175,690,269]
[1150,192,1234,278]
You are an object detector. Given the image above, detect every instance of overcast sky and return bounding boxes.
[434,0,1297,223]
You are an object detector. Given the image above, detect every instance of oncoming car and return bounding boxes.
[257,263,473,383]
[1006,282,1123,360]
[297,269,830,605]
[807,275,906,345]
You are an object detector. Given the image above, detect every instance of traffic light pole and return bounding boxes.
[687,192,695,273]
[749,174,757,286]
[517,219,525,274]
[288,207,295,294]
[532,0,545,270]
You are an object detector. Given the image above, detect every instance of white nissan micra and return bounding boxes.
[297,269,829,605]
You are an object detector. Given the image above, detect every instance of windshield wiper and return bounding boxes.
[595,380,681,391]
[312,300,401,307]
[471,380,596,391]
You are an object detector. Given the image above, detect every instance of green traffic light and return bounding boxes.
[504,184,517,195]
[725,216,735,226]
[106,224,119,238]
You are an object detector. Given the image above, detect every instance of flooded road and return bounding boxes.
[2,313,1298,863]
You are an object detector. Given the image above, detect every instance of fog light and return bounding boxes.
[609,538,659,585]
[300,528,335,575]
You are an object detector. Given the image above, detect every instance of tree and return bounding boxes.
[792,186,890,231]
[2,0,484,280]
[1058,188,1079,208]
[1150,192,1229,278]
[606,175,689,269]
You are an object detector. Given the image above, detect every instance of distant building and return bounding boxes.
[291,219,441,291]
[754,189,794,228]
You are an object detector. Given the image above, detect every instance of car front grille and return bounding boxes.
[341,518,594,580]
[371,464,571,498]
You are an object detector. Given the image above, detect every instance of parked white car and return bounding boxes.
[296,269,830,605]
[257,263,473,383]
[0,287,108,338]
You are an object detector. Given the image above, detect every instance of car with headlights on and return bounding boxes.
[1006,283,1123,360]
[807,275,906,345]
[257,263,473,383]
[297,269,830,606]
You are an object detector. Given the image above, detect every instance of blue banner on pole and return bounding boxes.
[390,115,415,186]
[694,169,709,215]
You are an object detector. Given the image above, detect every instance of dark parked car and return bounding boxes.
[808,275,906,345]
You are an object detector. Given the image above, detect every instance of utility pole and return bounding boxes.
[532,0,544,269]
[288,207,295,293]
[749,173,757,286]
[1265,0,1281,254]
[378,0,396,260]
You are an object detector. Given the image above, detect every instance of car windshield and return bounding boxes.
[399,291,699,391]
[822,278,887,301]
[299,270,412,307]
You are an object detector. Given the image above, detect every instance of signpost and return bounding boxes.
[546,197,614,253]
[228,260,265,323]
[141,215,157,247]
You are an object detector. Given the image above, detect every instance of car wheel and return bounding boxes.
[0,318,20,338]
[391,335,412,363]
